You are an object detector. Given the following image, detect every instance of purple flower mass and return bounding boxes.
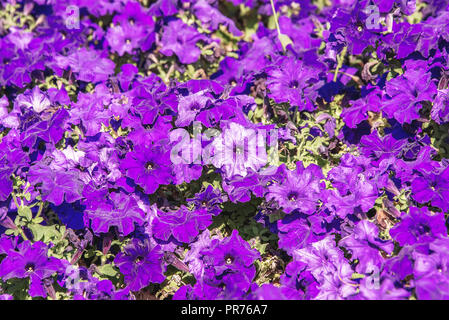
[0,241,62,298]
[160,19,207,65]
[267,163,324,214]
[114,238,166,291]
[152,205,212,243]
[0,0,448,301]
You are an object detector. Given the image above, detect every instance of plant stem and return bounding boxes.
[334,47,347,82]
[18,228,29,241]
[35,202,44,220]
[269,0,281,37]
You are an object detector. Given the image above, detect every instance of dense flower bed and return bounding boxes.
[0,0,448,300]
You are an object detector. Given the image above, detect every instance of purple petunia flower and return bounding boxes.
[53,48,115,83]
[15,86,51,114]
[187,185,225,216]
[280,261,319,300]
[152,206,212,243]
[248,283,303,300]
[411,166,449,212]
[181,229,218,280]
[357,277,410,300]
[341,86,382,128]
[114,238,166,291]
[0,241,62,298]
[194,229,260,299]
[325,153,384,218]
[210,121,268,178]
[328,3,381,55]
[0,96,19,128]
[431,89,449,124]
[192,0,242,36]
[120,144,173,194]
[277,213,325,254]
[389,207,447,246]
[381,68,437,124]
[69,86,112,136]
[106,22,145,56]
[266,56,321,111]
[412,238,449,299]
[160,19,207,65]
[339,220,394,270]
[291,236,345,281]
[85,191,145,236]
[175,90,211,127]
[27,164,84,206]
[113,0,155,28]
[0,146,27,202]
[360,131,408,166]
[267,162,325,214]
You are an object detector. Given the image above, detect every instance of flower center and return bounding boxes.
[233,145,244,155]
[289,80,299,89]
[225,254,234,265]
[416,223,431,235]
[190,102,202,111]
[288,191,298,202]
[25,263,35,272]
[145,161,155,170]
[134,256,144,264]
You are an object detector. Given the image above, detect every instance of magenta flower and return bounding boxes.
[411,166,449,212]
[85,191,146,236]
[106,23,145,56]
[15,86,51,114]
[381,68,437,124]
[211,122,269,178]
[0,241,62,298]
[120,145,173,194]
[267,56,320,111]
[114,238,165,291]
[389,207,447,246]
[267,162,325,214]
[160,19,207,64]
[152,206,212,243]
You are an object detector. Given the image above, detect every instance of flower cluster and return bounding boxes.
[0,0,448,300]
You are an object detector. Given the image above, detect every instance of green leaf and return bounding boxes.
[252,225,260,236]
[267,15,277,30]
[254,106,265,119]
[32,217,44,224]
[84,249,96,259]
[202,49,214,56]
[278,33,293,51]
[268,212,284,223]
[255,242,268,254]
[18,206,32,221]
[28,224,44,241]
[98,264,118,277]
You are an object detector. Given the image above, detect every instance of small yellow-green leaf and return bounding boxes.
[98,264,118,277]
[278,33,293,51]
[18,206,32,221]
[202,49,214,56]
